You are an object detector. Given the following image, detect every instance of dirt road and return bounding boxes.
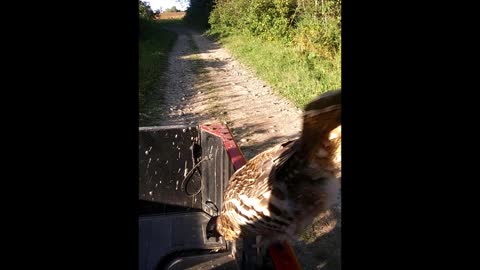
[140,25,341,270]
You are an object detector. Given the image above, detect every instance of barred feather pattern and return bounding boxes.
[216,90,341,244]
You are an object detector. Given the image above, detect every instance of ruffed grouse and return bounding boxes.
[206,89,341,249]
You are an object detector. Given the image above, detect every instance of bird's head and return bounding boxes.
[206,215,222,239]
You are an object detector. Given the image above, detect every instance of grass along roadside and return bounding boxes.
[139,20,177,117]
[208,33,341,109]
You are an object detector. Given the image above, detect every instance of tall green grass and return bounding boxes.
[214,34,340,108]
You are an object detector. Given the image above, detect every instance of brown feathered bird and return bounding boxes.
[207,89,341,249]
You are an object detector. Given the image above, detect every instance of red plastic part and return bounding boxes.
[200,123,247,171]
[268,241,302,270]
[200,123,301,270]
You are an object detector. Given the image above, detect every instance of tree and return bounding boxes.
[165,6,179,12]
[139,1,154,19]
[184,0,214,29]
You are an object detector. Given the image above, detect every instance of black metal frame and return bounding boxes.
[139,124,296,270]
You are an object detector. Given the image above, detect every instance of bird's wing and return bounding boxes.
[219,90,342,240]
[300,90,341,160]
[219,140,297,239]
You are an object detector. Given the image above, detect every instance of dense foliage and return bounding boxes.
[209,0,341,60]
[184,0,214,30]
